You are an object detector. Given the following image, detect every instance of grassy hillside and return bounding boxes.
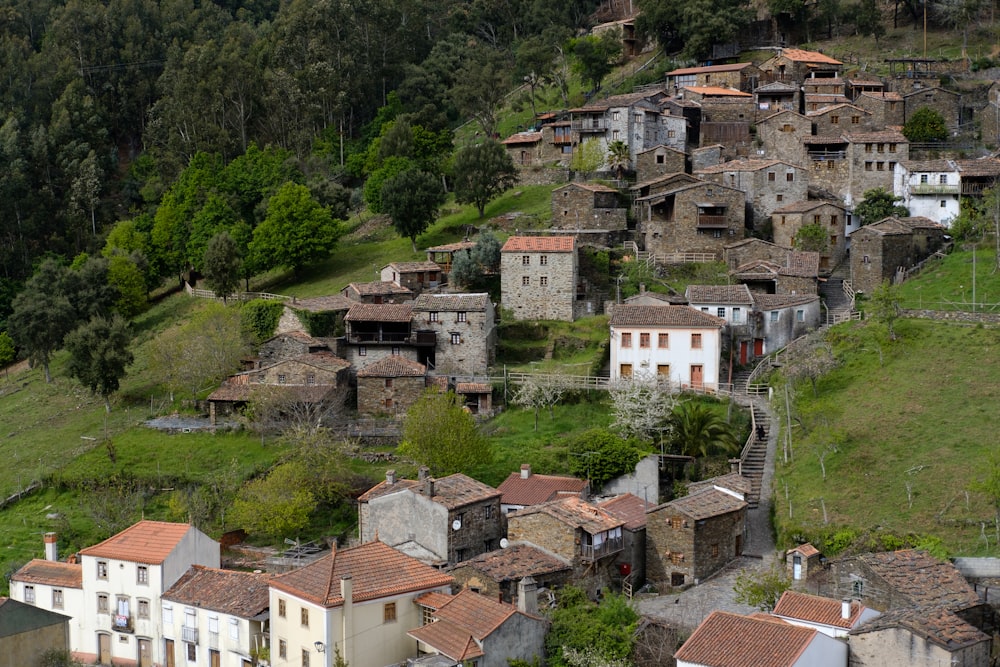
[894,247,1000,312]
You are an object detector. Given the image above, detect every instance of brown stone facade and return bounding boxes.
[772,200,848,270]
[551,182,627,231]
[697,160,809,229]
[847,132,909,205]
[756,111,811,165]
[356,368,426,416]
[635,146,687,183]
[904,87,962,131]
[410,293,496,376]
[637,180,746,257]
[855,93,905,129]
[809,104,874,136]
[850,218,945,295]
[501,236,577,322]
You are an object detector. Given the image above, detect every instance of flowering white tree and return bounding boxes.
[608,372,678,442]
[513,375,567,431]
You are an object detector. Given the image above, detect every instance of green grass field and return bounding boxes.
[895,247,1000,313]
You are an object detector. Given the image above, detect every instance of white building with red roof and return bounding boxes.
[772,590,879,638]
[500,235,578,321]
[10,533,84,651]
[269,540,453,667]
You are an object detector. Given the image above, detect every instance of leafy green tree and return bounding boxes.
[567,428,648,490]
[636,0,753,60]
[450,250,480,289]
[606,140,630,179]
[230,462,317,540]
[545,587,638,667]
[855,187,909,226]
[203,232,243,304]
[868,280,901,339]
[380,169,446,252]
[474,231,502,272]
[902,106,948,142]
[398,390,492,475]
[450,47,510,138]
[0,331,15,378]
[8,260,75,383]
[670,402,740,459]
[515,35,557,118]
[251,182,342,274]
[240,299,285,344]
[569,32,622,92]
[733,564,791,611]
[363,156,416,213]
[793,223,830,253]
[453,141,519,218]
[854,0,886,41]
[570,139,604,174]
[107,254,148,318]
[64,315,134,412]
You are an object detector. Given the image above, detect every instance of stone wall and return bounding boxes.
[849,627,990,667]
[807,158,850,202]
[756,114,810,164]
[811,108,874,136]
[516,166,571,186]
[849,142,906,205]
[345,345,420,373]
[259,334,316,363]
[447,497,504,564]
[552,185,627,231]
[773,203,847,270]
[501,249,577,321]
[900,309,1000,324]
[357,374,425,417]
[412,309,495,376]
[905,89,962,130]
[645,506,695,587]
[636,147,686,182]
[643,184,746,257]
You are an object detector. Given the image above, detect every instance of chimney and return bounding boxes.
[520,464,531,480]
[517,576,538,615]
[424,478,434,497]
[341,576,354,666]
[418,466,430,481]
[841,599,852,620]
[639,283,646,294]
[43,533,58,561]
[385,470,396,485]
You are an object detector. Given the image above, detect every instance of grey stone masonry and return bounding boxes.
[411,293,496,375]
[501,236,577,321]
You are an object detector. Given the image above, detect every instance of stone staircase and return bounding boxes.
[731,370,769,510]
[820,261,853,324]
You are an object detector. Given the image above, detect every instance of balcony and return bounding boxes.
[552,134,573,145]
[346,331,436,346]
[580,534,624,562]
[182,626,198,644]
[696,215,729,229]
[911,183,959,195]
[808,150,846,161]
[113,614,134,634]
[571,118,609,132]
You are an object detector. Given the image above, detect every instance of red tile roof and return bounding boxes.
[501,131,542,145]
[426,241,477,253]
[510,496,623,534]
[779,48,843,65]
[683,86,752,97]
[609,304,726,328]
[79,521,198,565]
[414,591,454,610]
[773,590,867,629]
[497,469,587,506]
[356,356,426,378]
[163,566,270,619]
[407,619,485,660]
[787,543,820,558]
[674,610,818,666]
[436,588,522,637]
[270,540,454,608]
[598,493,654,531]
[448,544,571,582]
[455,382,491,394]
[501,236,575,253]
[11,560,82,588]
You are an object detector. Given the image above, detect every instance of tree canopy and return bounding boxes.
[398,390,492,475]
[250,182,343,274]
[903,106,949,142]
[64,315,134,412]
[453,140,519,218]
[855,187,909,226]
[380,169,446,251]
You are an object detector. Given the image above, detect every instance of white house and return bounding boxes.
[609,304,724,388]
[10,533,84,651]
[894,159,960,226]
[772,590,880,638]
[684,284,755,327]
[76,521,220,666]
[162,565,271,667]
[268,540,453,667]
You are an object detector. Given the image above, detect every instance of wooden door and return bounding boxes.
[690,364,703,388]
[138,638,152,667]
[620,363,632,378]
[165,639,175,667]
[209,649,221,667]
[739,340,748,365]
[98,634,111,665]
[754,338,764,356]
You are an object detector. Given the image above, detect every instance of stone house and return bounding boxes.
[635,178,746,258]
[750,293,822,356]
[675,610,848,667]
[754,82,801,118]
[685,284,755,330]
[894,159,961,225]
[277,294,355,338]
[609,304,725,388]
[539,120,574,162]
[666,62,761,93]
[903,85,962,132]
[849,606,991,667]
[340,281,413,304]
[551,182,627,231]
[258,330,332,365]
[269,540,453,667]
[802,135,850,201]
[854,91,905,129]
[355,356,427,417]
[0,598,70,667]
[802,76,847,97]
[723,237,796,271]
[845,130,909,206]
[496,464,588,514]
[755,110,810,164]
[772,199,849,270]
[447,544,572,604]
[980,81,1000,147]
[849,216,946,295]
[597,493,653,590]
[677,87,754,153]
[425,241,476,276]
[759,48,844,84]
[357,469,503,567]
[846,76,885,100]
[380,261,443,293]
[787,542,822,582]
[658,112,690,153]
[644,487,747,588]
[506,497,625,598]
[456,381,493,415]
[408,588,547,667]
[695,159,808,229]
[726,242,821,296]
[501,130,543,166]
[772,590,880,638]
[690,144,722,171]
[569,92,670,166]
[342,303,422,369]
[500,235,577,322]
[804,93,852,112]
[635,144,687,182]
[953,157,1000,200]
[808,103,874,136]
[410,292,496,376]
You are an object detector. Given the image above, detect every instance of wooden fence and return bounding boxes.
[184,283,290,302]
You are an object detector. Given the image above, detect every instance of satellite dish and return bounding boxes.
[452,519,462,531]
[500,538,509,548]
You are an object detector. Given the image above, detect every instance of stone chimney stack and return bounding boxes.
[842,599,852,620]
[520,464,531,480]
[43,533,58,561]
[418,466,430,481]
[385,470,396,485]
[517,576,538,615]
[639,283,646,294]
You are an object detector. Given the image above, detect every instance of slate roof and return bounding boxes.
[805,103,867,116]
[844,129,907,143]
[510,496,624,534]
[687,473,753,498]
[779,48,843,65]
[11,560,82,589]
[163,566,270,619]
[629,172,700,192]
[345,281,414,297]
[609,304,726,328]
[289,294,355,312]
[685,284,754,305]
[448,544,571,582]
[497,469,587,506]
[856,217,919,235]
[208,381,336,404]
[857,91,903,101]
[423,473,502,510]
[412,293,490,312]
[674,610,819,667]
[598,493,654,531]
[426,241,476,253]
[344,303,413,322]
[772,590,868,629]
[0,598,71,637]
[384,261,442,273]
[278,351,351,373]
[356,356,426,378]
[773,199,846,214]
[851,605,990,651]
[857,549,981,610]
[270,540,454,608]
[751,293,820,310]
[900,159,955,172]
[695,159,798,174]
[570,91,663,112]
[554,182,619,193]
[79,521,197,564]
[955,157,1000,177]
[667,63,756,76]
[755,82,799,93]
[501,236,575,253]
[655,487,746,521]
[356,477,422,503]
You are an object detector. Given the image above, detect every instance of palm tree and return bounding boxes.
[671,402,740,459]
[606,140,630,180]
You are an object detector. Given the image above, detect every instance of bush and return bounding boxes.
[240,299,285,344]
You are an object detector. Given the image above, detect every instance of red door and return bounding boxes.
[690,364,703,388]
[754,338,764,356]
[739,341,748,365]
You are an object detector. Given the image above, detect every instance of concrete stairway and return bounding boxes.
[820,261,853,324]
[740,402,770,509]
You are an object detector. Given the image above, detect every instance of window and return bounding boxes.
[540,255,548,266]
[612,111,620,121]
[852,115,861,124]
[639,333,650,348]
[939,174,948,184]
[358,346,367,357]
[302,650,310,667]
[384,398,393,409]
[889,101,897,110]
[229,618,239,641]
[876,161,884,171]
[457,312,467,322]
[429,311,438,322]
[717,307,725,318]
[888,161,896,171]
[306,373,315,385]
[621,332,632,347]
[450,333,461,345]
[97,560,108,580]
[657,364,670,377]
[52,589,63,609]
[830,115,839,124]
[209,615,219,639]
[98,594,109,614]
[635,113,643,123]
[852,579,864,597]
[691,333,702,349]
[888,143,896,153]
[521,276,530,286]
[300,607,309,627]
[138,599,150,619]
[277,373,286,384]
[733,308,742,323]
[701,307,709,313]
[278,640,287,659]
[656,154,665,164]
[612,129,620,140]
[770,311,779,323]
[712,544,720,557]
[163,604,173,625]
[776,194,783,202]
[671,552,685,564]
[863,255,870,264]
[796,310,805,322]
[137,565,148,585]
[827,160,835,170]
[539,276,548,287]
[767,171,775,182]
[619,363,632,378]
[831,215,839,226]
[941,200,947,207]
[384,602,397,623]
[667,129,676,138]
[391,345,400,355]
[786,172,794,182]
[813,214,821,224]
[865,162,873,171]
[24,585,35,604]
[920,174,929,184]
[865,143,873,153]
[186,643,196,662]
[670,516,682,529]
[658,333,668,348]
[521,255,530,265]
[385,378,392,389]
[456,548,468,562]
[278,599,286,618]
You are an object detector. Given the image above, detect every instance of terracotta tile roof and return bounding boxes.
[668,63,755,76]
[788,543,820,558]
[687,473,753,498]
[501,131,542,145]
[11,560,82,588]
[857,549,981,610]
[426,241,476,253]
[598,493,654,531]
[656,487,746,521]
[685,284,754,305]
[674,610,819,666]
[497,470,587,506]
[752,294,819,310]
[270,540,454,607]
[356,356,426,378]
[290,294,355,312]
[407,619,485,660]
[773,199,845,214]
[779,48,843,65]
[844,130,907,143]
[448,544,571,582]
[412,293,490,312]
[424,473,501,510]
[344,303,413,323]
[510,496,624,534]
[79,521,199,565]
[773,590,867,629]
[384,261,442,273]
[163,566,270,619]
[609,304,725,328]
[346,281,414,296]
[554,182,619,193]
[851,605,989,650]
[501,236,575,253]
[455,382,491,394]
[683,86,752,97]
[414,591,454,609]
